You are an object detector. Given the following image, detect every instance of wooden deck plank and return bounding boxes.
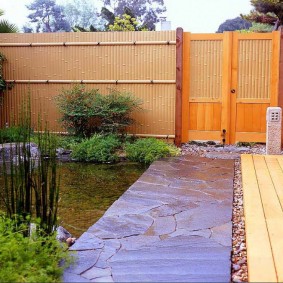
[241,154,277,282]
[263,155,283,282]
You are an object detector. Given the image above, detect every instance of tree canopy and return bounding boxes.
[24,0,71,32]
[108,13,148,31]
[62,0,103,30]
[99,0,166,31]
[217,17,252,33]
[242,0,283,30]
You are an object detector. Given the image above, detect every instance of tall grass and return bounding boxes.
[0,96,60,234]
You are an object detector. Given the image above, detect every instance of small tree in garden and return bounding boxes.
[55,85,142,137]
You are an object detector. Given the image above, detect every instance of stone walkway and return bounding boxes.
[63,155,234,282]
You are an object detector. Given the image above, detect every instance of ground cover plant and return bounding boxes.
[71,134,121,163]
[125,137,181,164]
[0,98,71,282]
[55,85,142,137]
[0,214,71,283]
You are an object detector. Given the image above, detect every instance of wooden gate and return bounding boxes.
[180,31,280,144]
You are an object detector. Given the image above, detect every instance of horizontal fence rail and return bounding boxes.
[6,79,176,84]
[0,40,176,47]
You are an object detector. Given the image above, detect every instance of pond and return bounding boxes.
[0,161,147,238]
[56,161,147,238]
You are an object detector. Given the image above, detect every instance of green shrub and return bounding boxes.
[55,135,83,149]
[0,214,71,283]
[125,138,181,164]
[71,134,121,163]
[0,125,31,143]
[55,85,142,137]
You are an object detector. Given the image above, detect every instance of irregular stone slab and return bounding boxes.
[149,201,197,217]
[91,276,114,282]
[211,222,233,247]
[119,235,160,250]
[169,228,212,238]
[82,267,112,280]
[176,201,232,231]
[104,199,161,217]
[136,173,173,186]
[145,215,176,236]
[69,232,104,251]
[88,214,153,239]
[63,272,91,282]
[65,250,101,275]
[109,245,230,262]
[113,273,229,283]
[111,259,230,282]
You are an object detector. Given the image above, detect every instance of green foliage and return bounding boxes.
[24,0,71,32]
[55,135,83,150]
[55,85,142,137]
[108,14,148,31]
[242,0,283,30]
[238,21,273,32]
[0,9,19,33]
[61,0,103,31]
[1,97,60,235]
[125,138,181,164]
[0,125,30,143]
[71,134,121,163]
[217,17,252,33]
[100,0,166,31]
[0,214,71,283]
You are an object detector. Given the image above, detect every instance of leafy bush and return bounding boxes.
[125,138,181,164]
[0,214,71,283]
[55,85,142,137]
[0,125,31,143]
[71,134,121,163]
[55,135,83,150]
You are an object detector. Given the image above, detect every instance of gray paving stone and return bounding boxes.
[65,250,101,275]
[63,155,234,282]
[146,215,176,236]
[69,232,104,251]
[211,222,233,247]
[88,214,153,239]
[91,276,114,282]
[176,201,232,231]
[63,272,92,282]
[81,267,112,280]
[103,199,161,216]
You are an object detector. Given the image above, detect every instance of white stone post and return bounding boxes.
[266,107,282,155]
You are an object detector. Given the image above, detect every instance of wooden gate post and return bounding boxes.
[278,27,283,147]
[175,27,183,147]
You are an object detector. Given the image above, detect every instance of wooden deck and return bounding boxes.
[241,154,283,282]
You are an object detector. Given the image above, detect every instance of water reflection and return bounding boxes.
[0,161,146,238]
[57,162,146,237]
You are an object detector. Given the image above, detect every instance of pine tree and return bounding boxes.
[242,0,283,30]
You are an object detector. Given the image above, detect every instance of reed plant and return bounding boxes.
[0,96,60,235]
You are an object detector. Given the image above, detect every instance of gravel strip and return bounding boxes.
[180,142,268,283]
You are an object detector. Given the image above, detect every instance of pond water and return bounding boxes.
[57,162,147,238]
[0,161,147,238]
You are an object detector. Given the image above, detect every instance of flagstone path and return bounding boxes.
[63,155,234,282]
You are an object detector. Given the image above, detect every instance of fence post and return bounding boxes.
[278,27,283,148]
[175,27,183,147]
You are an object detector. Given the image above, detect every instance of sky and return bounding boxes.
[0,0,253,33]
